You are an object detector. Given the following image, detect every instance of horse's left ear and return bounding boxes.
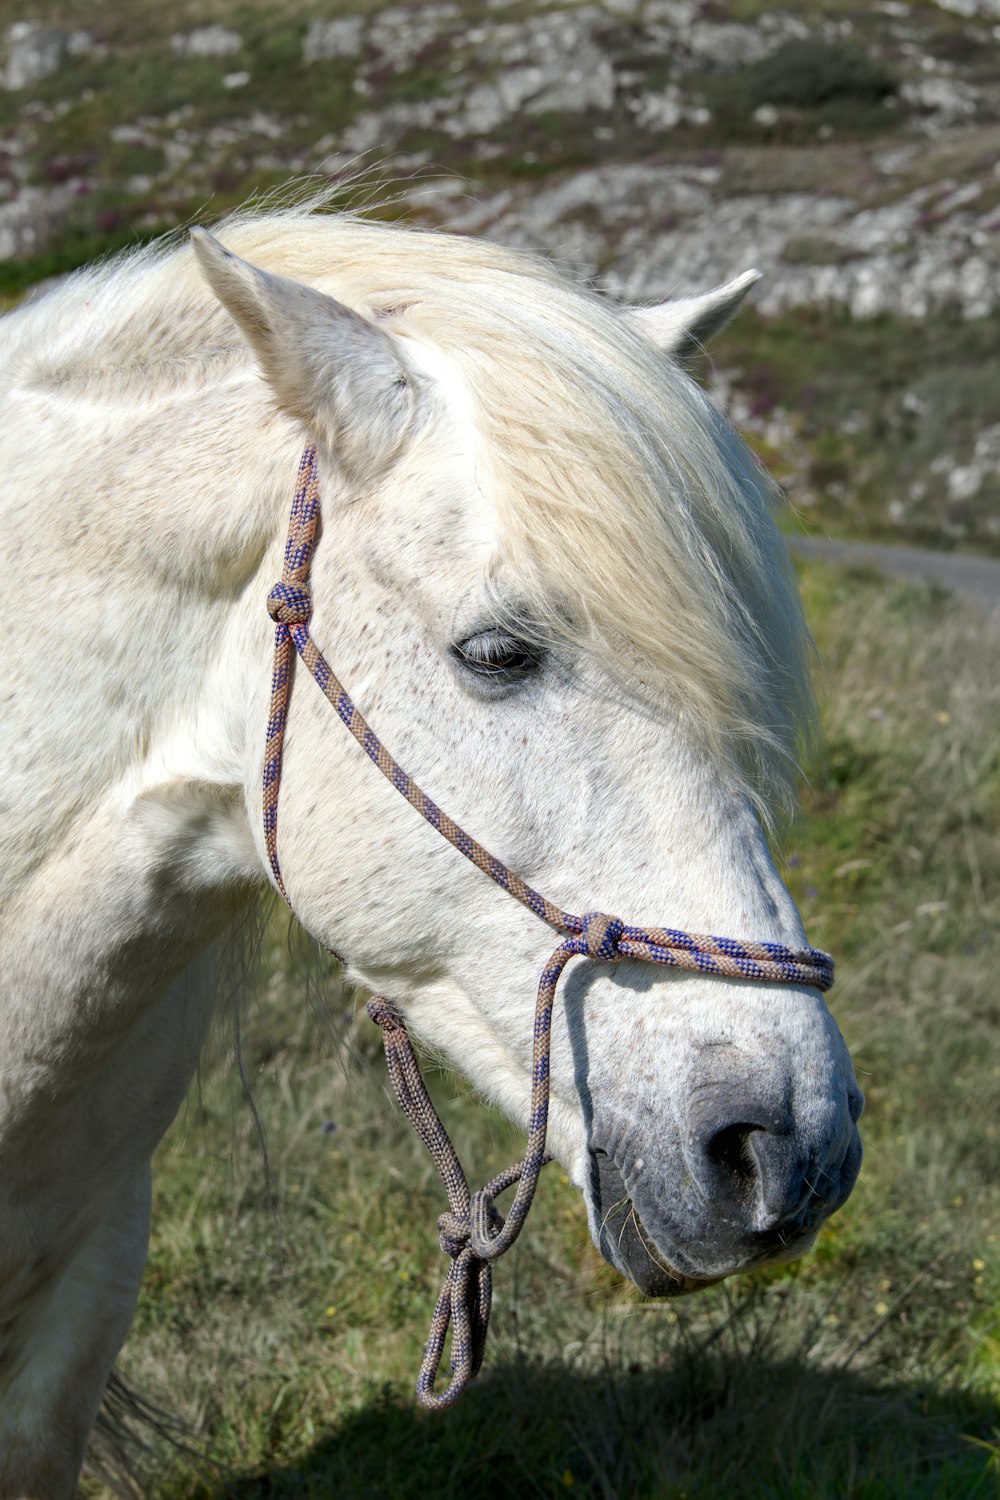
[190,227,419,482]
[626,270,761,360]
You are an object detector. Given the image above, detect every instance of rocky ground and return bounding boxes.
[1,0,998,549]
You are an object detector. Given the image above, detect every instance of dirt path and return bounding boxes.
[788,535,1000,615]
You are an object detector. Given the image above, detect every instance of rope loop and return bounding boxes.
[267,579,313,626]
[467,1190,506,1260]
[579,911,626,961]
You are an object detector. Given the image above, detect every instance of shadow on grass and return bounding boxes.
[190,1350,997,1500]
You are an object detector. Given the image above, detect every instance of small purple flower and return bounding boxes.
[322,1120,337,1136]
[805,886,818,900]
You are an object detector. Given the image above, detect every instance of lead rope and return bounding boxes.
[263,443,835,1409]
[366,997,529,1405]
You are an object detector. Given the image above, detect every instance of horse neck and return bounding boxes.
[0,349,298,900]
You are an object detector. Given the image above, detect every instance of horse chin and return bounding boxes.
[589,1149,722,1297]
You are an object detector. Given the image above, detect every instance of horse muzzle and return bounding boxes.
[587,1092,863,1292]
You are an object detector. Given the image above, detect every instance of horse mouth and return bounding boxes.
[589,1149,720,1297]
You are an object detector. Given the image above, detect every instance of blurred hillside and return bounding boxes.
[2,0,999,550]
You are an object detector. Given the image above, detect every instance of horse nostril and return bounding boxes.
[704,1123,762,1210]
[693,1106,809,1231]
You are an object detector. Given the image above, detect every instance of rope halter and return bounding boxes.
[263,444,834,1408]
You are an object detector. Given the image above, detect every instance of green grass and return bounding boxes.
[85,561,1000,1499]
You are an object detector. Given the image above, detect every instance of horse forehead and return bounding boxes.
[397,331,477,430]
[370,332,496,577]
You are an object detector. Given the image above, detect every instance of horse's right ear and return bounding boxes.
[190,227,419,482]
[626,270,761,361]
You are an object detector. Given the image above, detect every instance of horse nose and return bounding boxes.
[687,1100,846,1233]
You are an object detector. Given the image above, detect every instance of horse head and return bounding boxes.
[193,223,862,1300]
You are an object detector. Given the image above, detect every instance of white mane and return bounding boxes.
[5,201,812,814]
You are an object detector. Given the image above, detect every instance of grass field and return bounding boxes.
[85,559,1000,1500]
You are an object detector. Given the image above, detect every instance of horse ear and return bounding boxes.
[626,270,761,360]
[190,227,417,480]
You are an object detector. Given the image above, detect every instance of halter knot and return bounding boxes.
[267,579,312,626]
[579,911,626,961]
[436,1209,470,1260]
[436,1190,506,1260]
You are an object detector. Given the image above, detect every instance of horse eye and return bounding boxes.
[451,628,545,683]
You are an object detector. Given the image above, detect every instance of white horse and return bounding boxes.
[0,204,862,1495]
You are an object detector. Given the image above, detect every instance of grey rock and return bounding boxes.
[631,84,712,130]
[110,123,158,147]
[368,4,461,69]
[682,21,778,69]
[485,9,607,68]
[303,17,364,63]
[341,100,442,154]
[525,52,616,115]
[901,75,984,129]
[453,8,616,129]
[941,424,1000,502]
[2,20,93,90]
[645,4,809,58]
[632,86,686,131]
[432,159,1000,320]
[452,52,616,136]
[932,0,1000,15]
[643,1,698,24]
[0,180,78,256]
[444,67,552,136]
[170,27,243,59]
[3,0,999,341]
[163,139,193,172]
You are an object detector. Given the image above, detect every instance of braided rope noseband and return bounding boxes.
[264,444,834,1409]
